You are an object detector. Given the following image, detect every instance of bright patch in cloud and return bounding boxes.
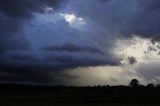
[63,14,76,24]
[61,13,86,29]
[63,65,146,86]
[114,36,160,64]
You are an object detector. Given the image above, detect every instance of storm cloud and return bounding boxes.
[66,0,160,39]
[0,0,64,18]
[1,0,160,85]
[0,0,64,52]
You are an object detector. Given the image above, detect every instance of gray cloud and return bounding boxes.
[134,62,160,84]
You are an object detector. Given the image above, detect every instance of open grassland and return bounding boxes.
[0,85,160,105]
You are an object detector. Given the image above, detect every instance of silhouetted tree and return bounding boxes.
[146,83,155,88]
[129,79,139,87]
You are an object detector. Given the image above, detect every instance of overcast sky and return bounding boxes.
[0,0,160,86]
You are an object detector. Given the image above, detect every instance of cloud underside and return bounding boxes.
[0,0,160,85]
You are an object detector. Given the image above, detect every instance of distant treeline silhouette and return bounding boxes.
[0,79,159,89]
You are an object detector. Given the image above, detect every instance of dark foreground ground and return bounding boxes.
[0,84,160,106]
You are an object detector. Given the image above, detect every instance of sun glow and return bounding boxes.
[63,14,76,24]
[60,13,86,29]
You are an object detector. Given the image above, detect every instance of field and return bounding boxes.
[0,84,160,106]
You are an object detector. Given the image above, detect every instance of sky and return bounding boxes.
[0,0,160,86]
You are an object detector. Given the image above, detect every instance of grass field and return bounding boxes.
[0,85,160,106]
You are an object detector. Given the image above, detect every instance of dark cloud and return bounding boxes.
[0,0,64,18]
[0,47,120,72]
[0,0,68,84]
[0,70,66,85]
[0,0,64,53]
[43,43,103,53]
[128,56,137,65]
[1,0,160,85]
[0,12,29,53]
[66,0,160,40]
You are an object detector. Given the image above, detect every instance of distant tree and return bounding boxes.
[146,83,155,88]
[129,79,139,87]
